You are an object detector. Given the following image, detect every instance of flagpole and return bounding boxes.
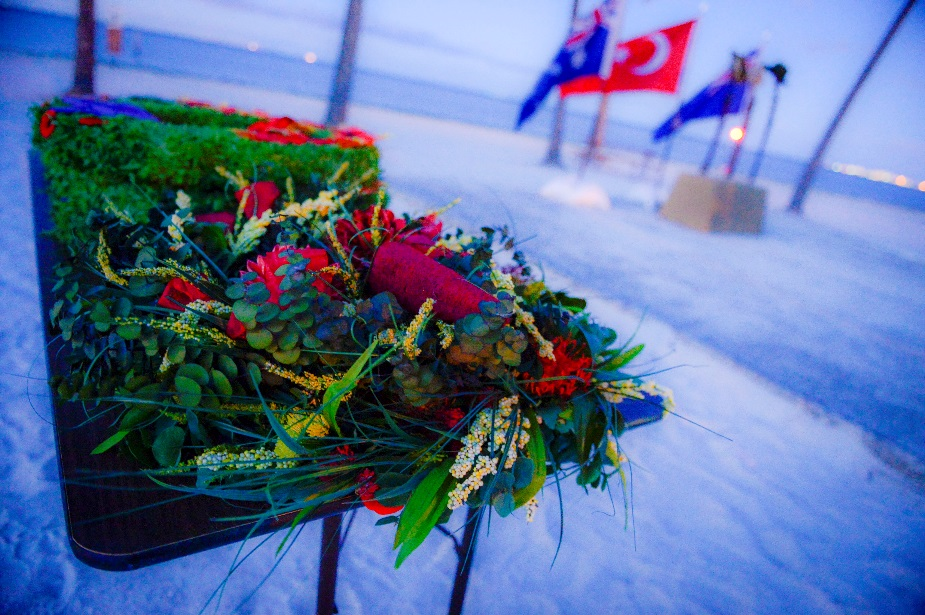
[579,0,626,175]
[700,52,739,175]
[657,8,704,193]
[544,0,582,166]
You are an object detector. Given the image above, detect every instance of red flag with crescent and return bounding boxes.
[560,20,696,96]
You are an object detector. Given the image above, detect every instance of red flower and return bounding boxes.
[39,109,56,138]
[435,406,464,429]
[524,337,593,398]
[335,207,444,265]
[368,242,497,323]
[157,278,211,311]
[355,468,403,515]
[78,116,104,126]
[226,245,336,339]
[194,211,236,233]
[234,181,281,218]
[335,126,376,148]
[236,117,309,146]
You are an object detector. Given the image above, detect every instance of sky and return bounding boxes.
[7,0,925,180]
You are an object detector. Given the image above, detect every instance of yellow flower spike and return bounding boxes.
[400,298,435,359]
[286,176,295,203]
[263,361,343,395]
[329,161,350,183]
[369,204,382,246]
[274,411,330,458]
[96,230,128,286]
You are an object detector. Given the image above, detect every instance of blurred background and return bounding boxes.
[1,1,924,614]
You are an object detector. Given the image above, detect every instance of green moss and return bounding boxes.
[32,100,380,245]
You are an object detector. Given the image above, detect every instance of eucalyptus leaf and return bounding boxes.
[152,425,186,467]
[174,376,202,407]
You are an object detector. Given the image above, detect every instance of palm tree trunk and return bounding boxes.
[326,0,364,127]
[788,0,917,213]
[71,0,95,95]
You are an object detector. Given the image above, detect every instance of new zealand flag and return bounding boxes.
[515,6,612,128]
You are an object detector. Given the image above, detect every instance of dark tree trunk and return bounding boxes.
[326,0,364,127]
[71,0,95,95]
[543,0,581,167]
[788,0,917,213]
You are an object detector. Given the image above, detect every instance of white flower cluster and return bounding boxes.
[177,300,232,327]
[447,396,531,511]
[191,446,294,471]
[525,496,539,523]
[168,191,193,251]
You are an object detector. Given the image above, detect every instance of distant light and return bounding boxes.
[830,162,844,173]
[247,41,259,52]
[304,51,317,64]
[919,181,925,192]
[729,127,745,142]
[894,175,907,187]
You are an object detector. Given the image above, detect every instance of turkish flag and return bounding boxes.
[561,20,696,96]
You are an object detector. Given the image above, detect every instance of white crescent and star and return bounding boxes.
[632,32,671,76]
[613,33,672,76]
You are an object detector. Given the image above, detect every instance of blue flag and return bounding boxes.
[516,5,614,128]
[652,52,758,141]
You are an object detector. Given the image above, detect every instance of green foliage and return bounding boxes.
[32,101,380,245]
[393,459,454,567]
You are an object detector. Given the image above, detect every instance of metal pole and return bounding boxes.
[447,507,482,615]
[788,0,916,213]
[71,0,95,95]
[748,75,782,183]
[579,0,627,174]
[316,514,343,615]
[544,0,581,166]
[726,94,755,177]
[700,110,727,175]
[326,0,364,127]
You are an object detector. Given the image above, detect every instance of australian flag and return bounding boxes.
[516,4,614,128]
[652,50,759,141]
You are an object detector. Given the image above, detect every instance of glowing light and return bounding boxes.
[304,51,317,63]
[918,181,925,192]
[830,162,844,172]
[894,175,907,187]
[247,41,259,52]
[729,127,745,142]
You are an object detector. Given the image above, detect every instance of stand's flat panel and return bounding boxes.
[30,151,348,570]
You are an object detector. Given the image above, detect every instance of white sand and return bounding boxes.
[1,53,923,614]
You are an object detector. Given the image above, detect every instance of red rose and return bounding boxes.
[355,468,403,515]
[234,181,281,218]
[524,337,593,398]
[157,278,211,311]
[194,211,236,233]
[39,109,56,138]
[226,245,336,339]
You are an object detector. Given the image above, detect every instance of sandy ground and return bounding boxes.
[1,53,924,614]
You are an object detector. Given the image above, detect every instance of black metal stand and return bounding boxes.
[314,507,482,615]
[447,507,482,615]
[316,514,343,615]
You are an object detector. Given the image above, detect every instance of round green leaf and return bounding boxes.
[176,363,209,386]
[152,426,186,467]
[210,369,233,397]
[173,376,202,407]
[246,329,274,350]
